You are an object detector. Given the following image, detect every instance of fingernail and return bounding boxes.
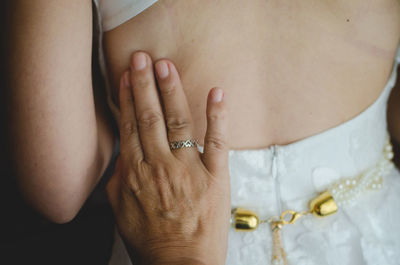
[212,88,224,103]
[155,61,169,79]
[133,52,147,71]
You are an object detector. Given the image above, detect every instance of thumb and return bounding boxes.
[201,87,229,176]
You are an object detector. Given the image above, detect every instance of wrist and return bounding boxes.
[149,257,208,265]
[129,245,219,265]
[146,251,215,265]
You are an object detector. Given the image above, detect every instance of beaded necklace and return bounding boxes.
[230,136,395,265]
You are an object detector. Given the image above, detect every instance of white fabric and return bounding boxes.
[93,2,400,263]
[106,44,400,265]
[221,45,400,264]
[96,0,158,31]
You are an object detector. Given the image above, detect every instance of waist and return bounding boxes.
[222,127,392,214]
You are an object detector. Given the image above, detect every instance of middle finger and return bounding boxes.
[130,51,170,162]
[154,59,199,160]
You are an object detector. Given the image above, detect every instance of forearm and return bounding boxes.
[4,0,113,223]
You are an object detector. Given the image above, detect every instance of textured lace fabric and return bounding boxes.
[94,1,400,261]
[107,44,400,265]
[220,46,400,265]
[93,3,400,263]
[223,45,400,265]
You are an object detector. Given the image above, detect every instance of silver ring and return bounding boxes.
[169,139,198,150]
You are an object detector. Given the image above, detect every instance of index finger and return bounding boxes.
[119,71,144,164]
[130,52,171,162]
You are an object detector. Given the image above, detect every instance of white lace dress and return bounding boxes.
[92,1,400,264]
[107,45,400,265]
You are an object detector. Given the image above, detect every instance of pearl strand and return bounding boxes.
[230,137,395,227]
[328,137,394,207]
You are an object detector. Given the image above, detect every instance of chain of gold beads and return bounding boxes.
[230,137,395,265]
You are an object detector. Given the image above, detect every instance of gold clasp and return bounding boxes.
[280,210,308,225]
[231,208,310,232]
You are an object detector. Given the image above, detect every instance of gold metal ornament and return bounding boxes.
[309,191,338,217]
[231,192,338,265]
[279,210,308,225]
[271,220,288,265]
[231,208,260,231]
[232,138,394,265]
[230,137,393,265]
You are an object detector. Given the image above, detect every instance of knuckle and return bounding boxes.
[166,116,190,132]
[204,135,227,151]
[152,163,173,184]
[137,110,163,129]
[160,83,177,96]
[122,172,141,193]
[208,109,227,123]
[121,120,136,135]
[152,162,179,186]
[134,77,151,90]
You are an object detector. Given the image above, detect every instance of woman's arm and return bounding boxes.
[4,0,114,223]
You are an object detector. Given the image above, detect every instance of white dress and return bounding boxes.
[93,1,400,264]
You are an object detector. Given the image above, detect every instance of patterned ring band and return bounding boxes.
[169,139,198,150]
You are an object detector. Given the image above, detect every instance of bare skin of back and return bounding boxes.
[104,0,400,149]
[5,0,400,227]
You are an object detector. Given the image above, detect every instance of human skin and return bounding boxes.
[104,0,400,149]
[106,52,230,265]
[4,0,115,223]
[2,0,400,264]
[3,0,400,245]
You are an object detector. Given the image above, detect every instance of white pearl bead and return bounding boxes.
[330,139,393,207]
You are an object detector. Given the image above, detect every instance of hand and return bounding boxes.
[106,51,231,265]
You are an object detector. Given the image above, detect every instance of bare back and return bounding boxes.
[104,0,400,149]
